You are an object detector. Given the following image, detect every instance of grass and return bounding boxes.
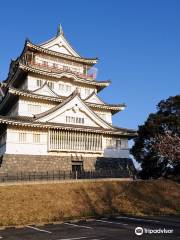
[0,179,179,226]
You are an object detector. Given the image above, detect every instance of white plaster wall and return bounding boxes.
[94,110,112,124]
[6,128,48,155]
[38,95,110,129]
[18,99,56,116]
[48,108,98,127]
[5,128,129,158]
[27,75,95,99]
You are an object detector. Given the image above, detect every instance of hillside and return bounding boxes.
[0,180,179,226]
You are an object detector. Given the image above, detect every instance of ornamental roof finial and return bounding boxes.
[57,24,63,36]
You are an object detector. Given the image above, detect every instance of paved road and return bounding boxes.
[0,216,179,240]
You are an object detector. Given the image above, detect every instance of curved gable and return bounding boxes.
[33,82,59,98]
[35,91,113,129]
[40,34,80,57]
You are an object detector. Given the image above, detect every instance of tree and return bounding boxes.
[131,95,180,179]
[153,133,180,166]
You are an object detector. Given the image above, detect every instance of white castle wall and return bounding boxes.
[18,99,56,116]
[6,128,47,155]
[94,110,112,124]
[4,127,129,158]
[26,75,95,99]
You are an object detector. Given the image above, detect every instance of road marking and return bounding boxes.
[26,225,52,233]
[116,216,160,223]
[56,237,87,240]
[64,223,93,229]
[96,219,128,226]
[91,239,104,240]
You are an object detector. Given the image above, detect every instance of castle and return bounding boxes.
[0,25,136,173]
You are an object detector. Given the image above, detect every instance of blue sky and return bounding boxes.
[0,0,179,131]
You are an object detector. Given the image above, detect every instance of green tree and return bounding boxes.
[131,95,180,179]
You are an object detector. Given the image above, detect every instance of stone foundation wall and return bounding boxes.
[0,154,135,175]
[0,154,98,173]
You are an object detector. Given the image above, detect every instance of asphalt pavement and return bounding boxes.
[0,215,179,240]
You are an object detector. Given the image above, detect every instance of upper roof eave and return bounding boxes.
[7,87,125,114]
[26,40,98,65]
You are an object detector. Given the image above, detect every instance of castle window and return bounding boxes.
[28,104,41,114]
[33,133,40,143]
[19,133,26,143]
[47,81,54,90]
[59,84,71,93]
[66,116,84,124]
[106,138,116,149]
[37,79,43,87]
[53,63,58,68]
[116,139,121,149]
[66,85,71,92]
[42,61,48,67]
[59,84,64,91]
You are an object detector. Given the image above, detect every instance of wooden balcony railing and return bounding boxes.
[24,60,95,80]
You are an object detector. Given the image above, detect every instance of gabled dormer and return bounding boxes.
[85,91,106,105]
[32,81,59,97]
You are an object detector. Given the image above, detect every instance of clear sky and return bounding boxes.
[0,0,179,131]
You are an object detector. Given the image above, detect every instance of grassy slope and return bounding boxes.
[0,180,179,226]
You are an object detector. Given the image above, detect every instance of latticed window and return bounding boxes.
[106,138,128,149]
[66,116,84,124]
[53,63,58,68]
[19,133,26,143]
[116,139,121,149]
[59,84,71,93]
[59,84,64,91]
[47,81,54,90]
[28,104,41,114]
[37,79,43,87]
[48,130,102,152]
[33,133,40,143]
[66,85,71,92]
